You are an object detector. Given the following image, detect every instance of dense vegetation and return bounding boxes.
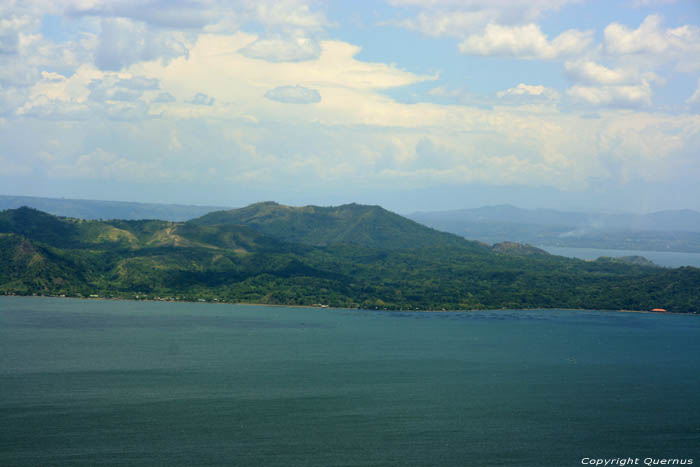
[1,204,699,313]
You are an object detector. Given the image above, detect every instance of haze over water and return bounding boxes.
[1,297,699,466]
[540,246,700,268]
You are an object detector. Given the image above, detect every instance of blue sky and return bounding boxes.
[1,0,699,213]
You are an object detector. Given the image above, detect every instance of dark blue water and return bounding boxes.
[1,297,699,466]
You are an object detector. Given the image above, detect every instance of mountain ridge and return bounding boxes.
[408,205,700,252]
[191,201,481,251]
[0,195,227,221]
[1,204,698,313]
[409,205,700,232]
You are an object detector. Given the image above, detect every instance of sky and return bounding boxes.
[1,0,699,214]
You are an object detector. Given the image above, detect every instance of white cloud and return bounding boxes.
[16,97,92,120]
[17,64,99,118]
[249,0,328,30]
[6,1,329,71]
[91,86,141,102]
[593,112,696,182]
[564,60,642,85]
[64,0,221,29]
[117,76,159,90]
[67,147,160,180]
[387,10,497,38]
[0,10,95,87]
[10,32,434,125]
[187,92,215,106]
[235,1,327,63]
[95,17,189,71]
[386,0,578,11]
[497,83,560,100]
[428,85,464,98]
[458,24,592,59]
[0,0,332,116]
[38,0,326,32]
[264,85,321,104]
[0,63,38,87]
[0,84,28,116]
[128,33,435,126]
[88,75,160,102]
[563,58,666,109]
[558,15,700,111]
[41,71,67,83]
[605,15,670,55]
[386,0,582,37]
[152,92,176,103]
[604,14,700,71]
[239,36,320,62]
[567,82,653,107]
[15,65,164,120]
[101,100,151,120]
[688,78,700,111]
[0,15,34,55]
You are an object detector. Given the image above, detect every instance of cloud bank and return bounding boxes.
[0,0,698,212]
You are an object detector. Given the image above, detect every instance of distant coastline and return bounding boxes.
[3,294,695,316]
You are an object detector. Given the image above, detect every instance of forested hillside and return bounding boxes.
[2,205,699,313]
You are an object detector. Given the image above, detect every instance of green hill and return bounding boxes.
[0,207,285,252]
[0,233,87,294]
[0,207,80,248]
[1,205,699,313]
[191,201,479,251]
[491,242,549,256]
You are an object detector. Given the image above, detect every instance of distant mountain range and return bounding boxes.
[408,205,700,252]
[409,204,700,232]
[0,195,226,221]
[3,195,700,252]
[1,203,698,313]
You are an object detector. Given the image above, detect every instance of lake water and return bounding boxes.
[541,246,700,268]
[1,297,699,467]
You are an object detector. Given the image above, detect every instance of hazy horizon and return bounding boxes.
[4,192,700,217]
[2,1,700,213]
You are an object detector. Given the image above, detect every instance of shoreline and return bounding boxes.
[1,293,695,316]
